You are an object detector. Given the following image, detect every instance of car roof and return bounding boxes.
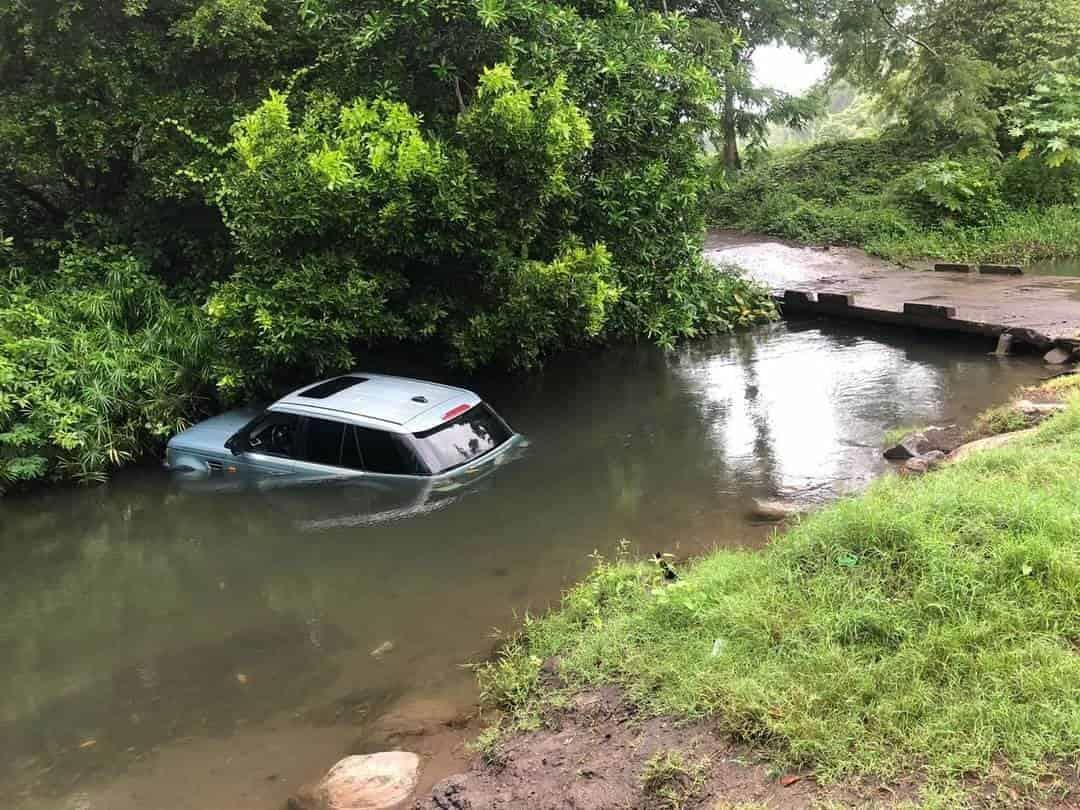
[269,373,481,433]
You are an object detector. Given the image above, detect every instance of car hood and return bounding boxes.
[168,408,261,452]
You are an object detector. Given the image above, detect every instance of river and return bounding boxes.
[0,320,1049,809]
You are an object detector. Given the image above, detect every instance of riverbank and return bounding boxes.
[427,374,1080,808]
[710,138,1080,269]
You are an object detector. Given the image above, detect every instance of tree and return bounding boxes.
[196,2,775,392]
[822,0,1080,150]
[0,0,312,275]
[665,2,825,170]
[1007,69,1080,167]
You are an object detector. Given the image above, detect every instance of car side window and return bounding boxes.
[341,425,425,475]
[302,417,345,466]
[245,412,300,458]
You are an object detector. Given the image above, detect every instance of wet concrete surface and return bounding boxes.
[707,230,1080,346]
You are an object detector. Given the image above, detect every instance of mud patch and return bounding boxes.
[418,689,916,809]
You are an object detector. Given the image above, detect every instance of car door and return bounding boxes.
[292,415,358,482]
[230,410,300,478]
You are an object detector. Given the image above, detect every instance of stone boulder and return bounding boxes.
[923,450,946,468]
[748,498,807,522]
[1043,347,1075,365]
[947,428,1039,463]
[901,457,929,475]
[884,426,963,460]
[289,752,420,810]
[884,432,931,460]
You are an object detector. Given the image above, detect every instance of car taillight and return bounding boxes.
[442,404,470,421]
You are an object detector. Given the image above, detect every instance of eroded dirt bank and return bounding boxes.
[418,687,873,810]
[417,686,1080,809]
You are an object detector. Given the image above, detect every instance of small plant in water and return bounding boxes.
[640,750,709,810]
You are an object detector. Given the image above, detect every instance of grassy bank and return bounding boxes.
[712,136,1080,266]
[867,205,1080,265]
[479,393,1080,789]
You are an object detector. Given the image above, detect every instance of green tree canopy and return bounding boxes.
[822,0,1080,150]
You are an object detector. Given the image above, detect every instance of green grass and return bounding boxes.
[711,135,1080,266]
[640,750,710,809]
[868,205,1080,265]
[967,404,1033,439]
[479,400,1080,785]
[1034,373,1080,396]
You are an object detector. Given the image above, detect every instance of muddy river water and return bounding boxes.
[0,320,1050,809]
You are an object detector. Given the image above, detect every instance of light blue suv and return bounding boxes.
[165,374,523,487]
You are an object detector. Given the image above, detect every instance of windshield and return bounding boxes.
[411,403,512,474]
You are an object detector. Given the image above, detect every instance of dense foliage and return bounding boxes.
[822,0,1080,148]
[709,0,1080,263]
[200,13,775,393]
[712,132,1080,262]
[1007,70,1080,167]
[0,243,211,492]
[0,0,777,488]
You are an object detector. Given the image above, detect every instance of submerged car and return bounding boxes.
[165,373,523,486]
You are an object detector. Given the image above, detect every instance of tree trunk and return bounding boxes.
[722,76,741,172]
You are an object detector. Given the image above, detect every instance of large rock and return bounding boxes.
[290,752,420,810]
[884,426,963,460]
[947,428,1039,463]
[883,432,931,460]
[901,457,930,475]
[748,498,807,522]
[1044,347,1074,365]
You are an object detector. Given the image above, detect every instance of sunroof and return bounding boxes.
[297,376,367,399]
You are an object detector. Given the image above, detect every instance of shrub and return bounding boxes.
[891,157,1006,226]
[865,203,1080,264]
[710,134,930,245]
[1001,155,1080,208]
[0,246,212,492]
[207,59,776,396]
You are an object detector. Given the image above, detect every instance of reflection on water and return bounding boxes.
[0,321,1047,808]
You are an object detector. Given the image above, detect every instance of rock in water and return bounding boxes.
[748,498,806,522]
[1043,347,1073,365]
[290,752,420,810]
[883,431,930,460]
[883,427,964,459]
[370,641,395,659]
[922,450,946,469]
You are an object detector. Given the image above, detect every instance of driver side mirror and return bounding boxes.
[225,432,245,456]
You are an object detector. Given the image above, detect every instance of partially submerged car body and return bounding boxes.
[166,374,524,491]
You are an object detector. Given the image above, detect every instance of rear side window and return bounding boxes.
[412,404,511,474]
[341,425,425,475]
